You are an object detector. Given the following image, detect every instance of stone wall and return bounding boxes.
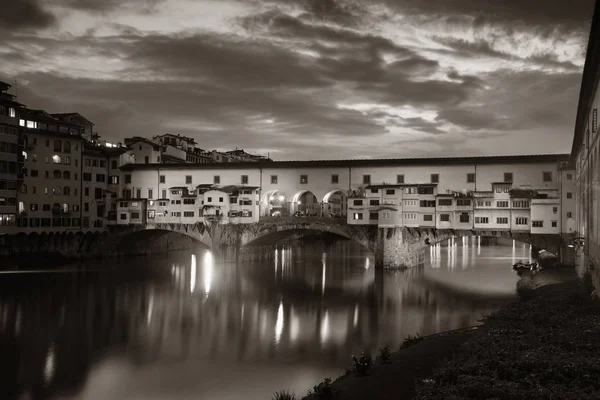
[0,229,197,266]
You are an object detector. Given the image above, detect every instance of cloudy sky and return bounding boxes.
[0,0,595,160]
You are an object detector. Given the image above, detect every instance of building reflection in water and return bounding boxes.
[0,238,527,400]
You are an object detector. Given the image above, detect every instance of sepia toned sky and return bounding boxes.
[0,0,595,160]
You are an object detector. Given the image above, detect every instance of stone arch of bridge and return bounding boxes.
[241,222,372,251]
[427,232,560,257]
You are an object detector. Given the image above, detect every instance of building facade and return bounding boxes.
[18,109,86,232]
[0,81,22,233]
[571,0,600,288]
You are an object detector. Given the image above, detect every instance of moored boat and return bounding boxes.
[512,261,538,271]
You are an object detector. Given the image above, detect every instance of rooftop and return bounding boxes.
[120,154,569,171]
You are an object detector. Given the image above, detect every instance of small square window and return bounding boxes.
[430,174,439,183]
[186,175,192,184]
[551,221,557,227]
[271,175,278,184]
[300,175,308,184]
[396,174,404,184]
[363,175,371,184]
[567,212,572,218]
[566,192,572,199]
[504,172,513,182]
[543,171,552,182]
[467,173,475,183]
[159,175,165,184]
[214,175,220,184]
[331,174,339,184]
[241,175,248,184]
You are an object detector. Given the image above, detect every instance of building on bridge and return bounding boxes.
[113,154,576,236]
[116,185,261,225]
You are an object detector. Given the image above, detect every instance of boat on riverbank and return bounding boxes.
[512,261,538,272]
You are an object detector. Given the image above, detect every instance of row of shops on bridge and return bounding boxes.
[113,185,346,225]
[112,180,575,236]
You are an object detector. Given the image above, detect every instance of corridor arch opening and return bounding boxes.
[260,190,287,217]
[322,190,347,218]
[290,190,319,216]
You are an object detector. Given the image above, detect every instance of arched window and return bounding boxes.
[54,140,62,152]
[52,155,61,164]
[63,186,71,195]
[111,160,117,169]
[64,141,71,153]
[62,203,69,213]
[19,184,27,194]
[63,171,70,180]
[53,186,61,195]
[53,170,61,179]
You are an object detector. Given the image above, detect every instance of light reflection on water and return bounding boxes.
[0,238,531,400]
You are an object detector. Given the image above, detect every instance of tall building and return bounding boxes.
[18,109,86,232]
[572,0,600,278]
[0,81,23,232]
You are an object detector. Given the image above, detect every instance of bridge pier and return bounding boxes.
[374,228,426,270]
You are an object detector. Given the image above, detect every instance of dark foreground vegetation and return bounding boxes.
[273,268,600,400]
[415,274,600,399]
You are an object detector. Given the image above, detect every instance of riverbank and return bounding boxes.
[293,267,598,400]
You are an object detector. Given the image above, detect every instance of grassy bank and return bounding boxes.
[273,267,599,400]
[415,271,600,399]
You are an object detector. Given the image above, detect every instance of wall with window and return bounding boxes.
[559,168,577,234]
[530,199,561,235]
[18,131,84,233]
[81,152,111,230]
[0,100,20,230]
[130,141,161,164]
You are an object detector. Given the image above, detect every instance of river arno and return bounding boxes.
[0,237,533,400]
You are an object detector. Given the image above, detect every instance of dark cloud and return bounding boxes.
[49,0,164,14]
[0,0,56,31]
[126,33,328,89]
[385,0,596,26]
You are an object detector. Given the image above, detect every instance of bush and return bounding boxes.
[377,345,391,363]
[400,333,423,349]
[272,390,296,400]
[351,351,373,376]
[306,378,339,400]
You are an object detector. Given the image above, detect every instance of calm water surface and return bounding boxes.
[0,238,533,400]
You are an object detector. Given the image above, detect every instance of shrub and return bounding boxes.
[400,333,423,349]
[351,351,373,375]
[272,390,296,400]
[306,378,338,400]
[377,345,391,363]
